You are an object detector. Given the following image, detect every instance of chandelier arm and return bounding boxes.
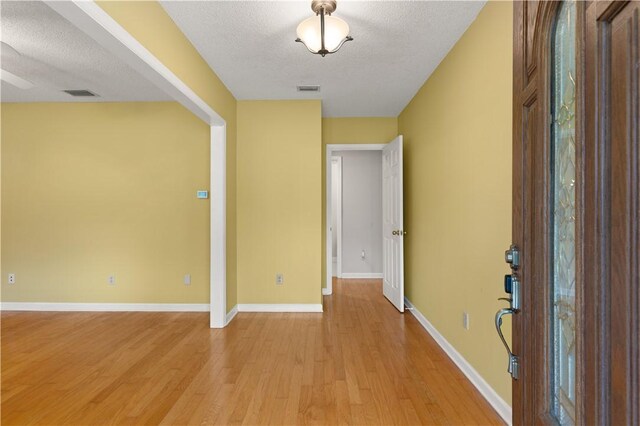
[295,38,320,54]
[327,36,353,54]
[295,35,352,56]
[320,7,326,53]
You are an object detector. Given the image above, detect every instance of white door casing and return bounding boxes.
[382,136,404,312]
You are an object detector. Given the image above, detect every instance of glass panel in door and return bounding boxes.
[550,1,577,424]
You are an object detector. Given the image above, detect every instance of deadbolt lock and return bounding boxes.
[505,244,520,269]
[503,274,521,312]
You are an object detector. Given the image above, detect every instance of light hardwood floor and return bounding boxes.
[1,279,504,425]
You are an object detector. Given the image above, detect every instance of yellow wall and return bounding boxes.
[321,118,398,287]
[97,0,238,310]
[237,101,322,304]
[2,4,513,409]
[322,118,398,146]
[1,103,211,303]
[398,1,513,403]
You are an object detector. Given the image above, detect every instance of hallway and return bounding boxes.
[2,280,503,425]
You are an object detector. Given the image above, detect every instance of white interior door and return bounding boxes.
[382,136,404,312]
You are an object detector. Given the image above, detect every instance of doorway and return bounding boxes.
[326,144,385,294]
[330,151,383,281]
[325,138,405,312]
[45,1,229,328]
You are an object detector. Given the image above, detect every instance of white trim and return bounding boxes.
[0,302,209,312]
[237,304,323,313]
[325,148,333,294]
[404,297,512,425]
[340,273,384,279]
[328,144,387,151]
[225,305,238,325]
[44,1,224,127]
[331,156,343,279]
[46,1,228,328]
[0,69,35,90]
[325,143,386,295]
[210,125,227,328]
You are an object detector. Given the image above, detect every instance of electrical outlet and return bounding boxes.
[8,273,15,285]
[108,275,116,286]
[276,273,284,285]
[184,274,191,286]
[463,312,470,330]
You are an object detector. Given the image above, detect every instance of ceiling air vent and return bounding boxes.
[63,89,98,97]
[297,85,320,92]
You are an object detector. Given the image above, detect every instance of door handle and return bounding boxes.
[496,246,521,380]
[495,307,519,379]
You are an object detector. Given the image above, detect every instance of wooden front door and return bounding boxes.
[509,1,639,424]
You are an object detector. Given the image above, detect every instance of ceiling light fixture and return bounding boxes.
[295,0,353,57]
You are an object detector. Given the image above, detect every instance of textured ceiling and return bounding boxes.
[161,1,486,117]
[0,1,171,103]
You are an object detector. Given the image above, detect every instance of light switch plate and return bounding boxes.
[196,190,209,199]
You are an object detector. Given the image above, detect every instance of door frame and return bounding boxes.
[330,157,343,280]
[324,144,385,295]
[45,1,229,328]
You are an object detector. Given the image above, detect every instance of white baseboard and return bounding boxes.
[322,288,332,296]
[225,304,238,325]
[404,297,512,425]
[0,302,209,312]
[340,273,383,279]
[237,303,323,313]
